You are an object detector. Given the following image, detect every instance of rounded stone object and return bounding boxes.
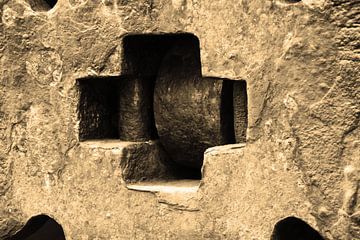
[154,45,235,169]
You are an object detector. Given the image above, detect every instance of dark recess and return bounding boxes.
[122,34,201,77]
[77,77,120,140]
[119,34,202,142]
[271,217,325,240]
[9,215,65,240]
[122,33,204,179]
[233,80,247,143]
[221,80,236,144]
[44,0,57,8]
[78,33,248,181]
[28,0,57,11]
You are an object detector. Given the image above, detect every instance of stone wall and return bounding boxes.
[0,0,359,239]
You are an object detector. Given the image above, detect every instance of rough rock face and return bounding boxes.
[0,0,359,239]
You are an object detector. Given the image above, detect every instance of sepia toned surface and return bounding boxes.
[0,0,359,239]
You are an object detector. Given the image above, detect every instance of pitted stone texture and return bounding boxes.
[0,0,359,239]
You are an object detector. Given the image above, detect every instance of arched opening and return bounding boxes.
[28,0,58,11]
[271,217,324,240]
[10,215,65,240]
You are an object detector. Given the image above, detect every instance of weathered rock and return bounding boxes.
[120,140,174,182]
[0,0,359,239]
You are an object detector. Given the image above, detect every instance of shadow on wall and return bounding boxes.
[271,217,324,240]
[9,215,65,240]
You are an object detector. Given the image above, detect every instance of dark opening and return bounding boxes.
[221,80,236,144]
[28,0,57,11]
[122,34,201,77]
[121,34,248,180]
[44,0,57,8]
[285,0,302,3]
[77,77,120,141]
[77,33,248,182]
[233,80,248,143]
[271,217,324,240]
[10,215,65,240]
[122,33,203,179]
[119,34,202,142]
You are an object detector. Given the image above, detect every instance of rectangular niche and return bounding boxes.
[77,77,120,141]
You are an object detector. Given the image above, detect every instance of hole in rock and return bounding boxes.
[122,33,206,180]
[77,77,120,141]
[28,0,58,11]
[10,215,65,240]
[271,217,324,240]
[120,33,248,182]
[77,33,248,184]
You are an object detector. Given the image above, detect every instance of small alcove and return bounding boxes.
[28,0,58,11]
[77,33,248,185]
[271,217,324,240]
[10,214,66,240]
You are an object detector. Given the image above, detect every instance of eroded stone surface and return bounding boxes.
[0,0,359,239]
